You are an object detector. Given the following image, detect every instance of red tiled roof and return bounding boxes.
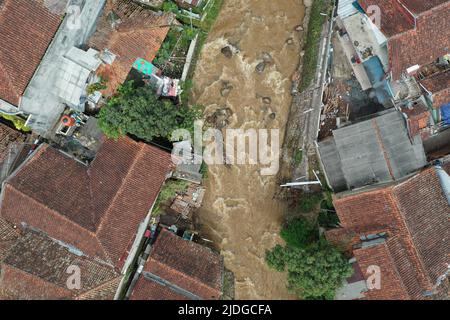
[400,100,430,137]
[353,241,411,299]
[399,0,449,14]
[0,0,62,105]
[358,1,450,80]
[359,0,415,38]
[332,167,450,299]
[388,2,450,80]
[420,70,450,108]
[0,137,173,268]
[130,275,190,300]
[89,0,175,96]
[130,229,224,300]
[0,224,121,300]
[0,123,26,163]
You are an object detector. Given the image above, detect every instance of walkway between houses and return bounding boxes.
[192,0,305,299]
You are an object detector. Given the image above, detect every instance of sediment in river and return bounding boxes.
[192,0,306,299]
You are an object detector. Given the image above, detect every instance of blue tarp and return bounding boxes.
[441,103,450,125]
[363,56,393,105]
[363,56,385,84]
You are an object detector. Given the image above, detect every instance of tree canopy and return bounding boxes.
[266,218,353,300]
[98,82,200,142]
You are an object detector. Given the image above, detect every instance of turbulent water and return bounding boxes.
[192,0,305,299]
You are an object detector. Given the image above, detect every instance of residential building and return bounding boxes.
[129,228,224,300]
[326,163,450,299]
[318,109,427,191]
[88,0,177,97]
[0,137,173,299]
[0,0,106,134]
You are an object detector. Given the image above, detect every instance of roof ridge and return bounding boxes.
[388,186,434,291]
[75,276,122,300]
[380,237,413,299]
[93,139,144,235]
[3,183,110,262]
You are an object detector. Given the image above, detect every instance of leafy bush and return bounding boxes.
[162,1,179,13]
[318,210,340,229]
[265,240,353,300]
[280,218,318,249]
[265,245,287,272]
[297,193,323,213]
[98,81,201,142]
[300,0,329,91]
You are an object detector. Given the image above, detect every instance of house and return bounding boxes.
[88,0,177,97]
[0,220,121,300]
[318,109,427,191]
[0,0,62,113]
[129,228,224,300]
[326,163,450,299]
[419,68,450,125]
[0,0,107,134]
[358,0,450,81]
[0,137,174,299]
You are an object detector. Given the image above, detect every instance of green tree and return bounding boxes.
[280,218,318,249]
[265,240,353,300]
[98,82,199,142]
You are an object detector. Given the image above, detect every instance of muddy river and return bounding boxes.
[192,0,305,299]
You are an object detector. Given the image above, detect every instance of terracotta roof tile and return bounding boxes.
[332,167,450,299]
[388,2,450,80]
[399,0,449,14]
[392,169,450,284]
[131,229,223,300]
[89,0,175,96]
[359,0,415,37]
[130,275,190,300]
[353,242,411,299]
[420,70,450,108]
[0,0,62,105]
[0,228,121,300]
[0,137,173,268]
[0,123,26,163]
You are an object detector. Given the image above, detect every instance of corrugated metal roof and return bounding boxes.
[319,110,427,190]
[338,0,359,19]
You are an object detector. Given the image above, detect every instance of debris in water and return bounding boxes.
[221,46,233,58]
[220,81,234,97]
[262,97,272,104]
[286,38,295,45]
[255,61,266,74]
[261,52,273,64]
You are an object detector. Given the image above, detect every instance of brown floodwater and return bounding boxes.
[192,0,305,299]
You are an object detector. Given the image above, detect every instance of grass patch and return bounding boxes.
[299,0,330,91]
[200,0,224,31]
[293,148,303,166]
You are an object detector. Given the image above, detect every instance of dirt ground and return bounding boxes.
[192,0,306,299]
